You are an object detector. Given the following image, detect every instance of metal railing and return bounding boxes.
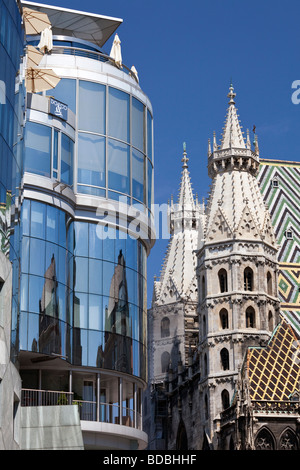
[21,389,142,429]
[51,45,139,83]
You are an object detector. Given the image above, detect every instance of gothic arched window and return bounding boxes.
[267,272,272,296]
[161,317,170,338]
[220,348,229,371]
[201,275,205,300]
[204,353,208,376]
[218,269,228,293]
[268,311,274,331]
[221,389,230,410]
[219,308,229,329]
[279,429,298,450]
[246,306,256,328]
[204,394,209,420]
[161,351,170,373]
[255,428,275,450]
[244,267,253,291]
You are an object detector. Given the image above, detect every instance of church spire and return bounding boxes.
[207,84,260,179]
[220,83,246,150]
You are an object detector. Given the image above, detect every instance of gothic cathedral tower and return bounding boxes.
[197,85,281,448]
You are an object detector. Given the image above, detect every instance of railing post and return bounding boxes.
[119,377,123,425]
[97,373,100,422]
[69,370,73,405]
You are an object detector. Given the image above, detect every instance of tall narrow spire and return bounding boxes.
[220,84,246,150]
[177,143,195,209]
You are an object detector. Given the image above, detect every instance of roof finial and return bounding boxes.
[227,81,236,105]
[182,142,189,168]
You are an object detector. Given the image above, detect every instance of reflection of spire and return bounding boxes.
[153,145,206,305]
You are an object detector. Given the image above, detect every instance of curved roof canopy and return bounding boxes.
[21,1,123,48]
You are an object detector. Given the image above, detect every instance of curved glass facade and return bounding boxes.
[14,199,147,379]
[0,0,24,255]
[23,71,153,209]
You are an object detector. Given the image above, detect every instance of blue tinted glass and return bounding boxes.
[73,292,88,328]
[19,312,28,351]
[28,275,45,313]
[20,274,28,311]
[57,283,66,321]
[108,139,130,193]
[88,294,102,330]
[89,223,103,259]
[58,210,67,248]
[108,87,129,142]
[74,256,88,292]
[78,133,105,188]
[132,148,145,202]
[53,129,58,173]
[30,238,45,276]
[102,261,115,297]
[89,258,102,294]
[78,80,106,134]
[24,121,51,177]
[30,201,46,240]
[88,330,104,367]
[57,246,67,285]
[77,185,106,197]
[46,78,76,112]
[45,241,58,280]
[46,205,58,242]
[21,236,29,273]
[148,160,153,207]
[132,97,144,151]
[147,110,153,161]
[74,222,88,256]
[61,133,73,186]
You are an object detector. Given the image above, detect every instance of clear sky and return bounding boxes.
[25,0,300,305]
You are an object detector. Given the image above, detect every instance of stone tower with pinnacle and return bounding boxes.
[197,84,281,448]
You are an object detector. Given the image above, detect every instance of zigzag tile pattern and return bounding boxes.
[257,160,300,332]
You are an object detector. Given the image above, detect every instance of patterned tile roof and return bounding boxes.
[247,316,300,401]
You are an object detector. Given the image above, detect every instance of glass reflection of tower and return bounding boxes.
[12,1,155,450]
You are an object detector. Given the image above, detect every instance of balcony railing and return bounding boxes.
[21,389,142,430]
[51,45,139,83]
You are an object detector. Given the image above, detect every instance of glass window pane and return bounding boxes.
[78,133,105,188]
[46,205,58,242]
[108,139,130,193]
[132,97,144,151]
[61,133,73,186]
[132,148,145,202]
[108,87,129,142]
[147,159,153,208]
[78,80,106,134]
[53,129,58,173]
[28,275,45,313]
[24,121,51,177]
[89,223,103,260]
[74,222,88,257]
[89,294,102,330]
[46,78,76,113]
[29,238,45,276]
[102,261,115,297]
[73,292,88,328]
[147,110,153,161]
[74,256,88,292]
[89,258,102,295]
[30,201,46,239]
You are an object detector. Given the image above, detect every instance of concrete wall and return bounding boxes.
[20,405,84,450]
[0,252,22,450]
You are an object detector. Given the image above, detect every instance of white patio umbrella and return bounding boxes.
[25,67,61,94]
[26,45,43,68]
[38,26,53,54]
[23,7,51,35]
[109,34,122,68]
[130,66,139,83]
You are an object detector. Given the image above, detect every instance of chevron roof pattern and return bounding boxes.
[258,160,300,328]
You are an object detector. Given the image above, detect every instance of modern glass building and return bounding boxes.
[8,1,155,450]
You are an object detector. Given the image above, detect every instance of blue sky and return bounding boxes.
[27,0,300,305]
